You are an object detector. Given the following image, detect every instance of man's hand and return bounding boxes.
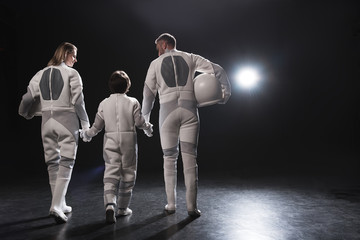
[79,129,92,142]
[144,123,153,137]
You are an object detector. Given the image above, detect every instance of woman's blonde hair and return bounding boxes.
[47,42,77,66]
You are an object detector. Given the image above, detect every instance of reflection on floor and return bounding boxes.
[1,170,360,240]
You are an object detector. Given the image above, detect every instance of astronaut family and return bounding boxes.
[19,33,231,224]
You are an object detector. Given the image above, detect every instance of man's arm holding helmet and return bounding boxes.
[211,63,231,104]
[192,54,231,104]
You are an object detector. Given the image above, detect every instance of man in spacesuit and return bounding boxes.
[142,33,231,217]
[19,42,90,223]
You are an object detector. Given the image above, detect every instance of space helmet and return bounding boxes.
[193,73,223,107]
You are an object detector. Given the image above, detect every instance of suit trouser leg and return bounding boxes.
[163,153,178,209]
[43,117,77,214]
[103,162,120,208]
[50,157,74,211]
[117,154,137,209]
[182,152,198,211]
[160,106,199,211]
[179,111,199,212]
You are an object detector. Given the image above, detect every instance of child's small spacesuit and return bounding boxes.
[81,70,152,223]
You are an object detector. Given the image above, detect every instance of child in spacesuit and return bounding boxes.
[80,70,153,224]
[18,42,90,224]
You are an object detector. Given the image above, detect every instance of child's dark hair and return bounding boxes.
[108,70,131,94]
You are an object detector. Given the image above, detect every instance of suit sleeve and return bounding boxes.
[69,69,90,129]
[142,61,158,123]
[85,102,105,138]
[18,70,42,119]
[134,99,151,130]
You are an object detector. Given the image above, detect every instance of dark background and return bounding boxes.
[2,0,360,181]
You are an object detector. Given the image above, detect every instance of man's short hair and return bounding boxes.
[155,33,176,48]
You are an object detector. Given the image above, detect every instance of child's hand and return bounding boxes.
[79,129,92,142]
[144,123,153,137]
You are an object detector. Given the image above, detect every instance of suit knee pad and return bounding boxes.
[59,156,75,169]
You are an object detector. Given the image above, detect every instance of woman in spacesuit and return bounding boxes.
[19,42,90,224]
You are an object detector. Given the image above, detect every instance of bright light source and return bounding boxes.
[235,67,260,89]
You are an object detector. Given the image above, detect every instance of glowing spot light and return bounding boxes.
[235,67,260,89]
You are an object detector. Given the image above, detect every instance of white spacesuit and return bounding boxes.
[82,93,152,221]
[19,62,90,223]
[142,48,231,216]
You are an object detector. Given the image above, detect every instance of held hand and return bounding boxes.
[24,114,34,120]
[79,129,92,142]
[144,123,153,137]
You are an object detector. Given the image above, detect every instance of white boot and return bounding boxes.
[49,166,73,223]
[62,200,72,214]
[164,204,176,214]
[188,209,201,217]
[117,208,132,216]
[106,205,116,224]
[183,156,200,217]
[48,165,72,214]
[163,154,177,213]
[49,208,68,224]
[184,166,198,212]
[164,170,177,214]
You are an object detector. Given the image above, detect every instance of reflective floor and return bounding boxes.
[1,170,360,240]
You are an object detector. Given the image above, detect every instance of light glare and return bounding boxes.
[236,67,260,89]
